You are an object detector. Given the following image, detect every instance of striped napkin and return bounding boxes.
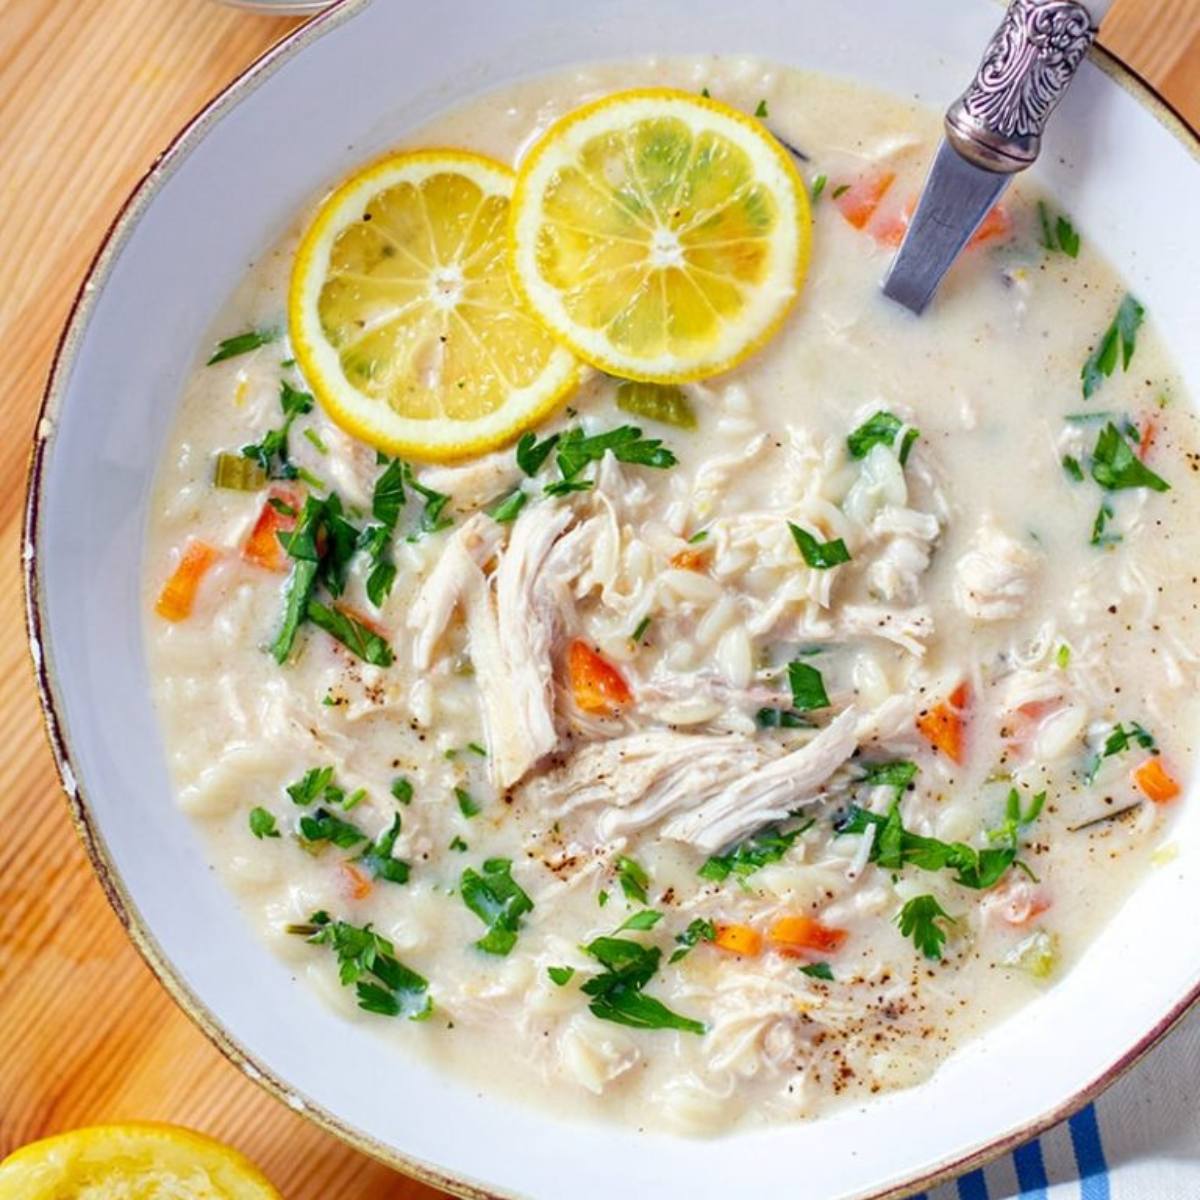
[922,1007,1200,1200]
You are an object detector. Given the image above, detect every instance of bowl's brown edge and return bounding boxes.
[19,9,1200,1200]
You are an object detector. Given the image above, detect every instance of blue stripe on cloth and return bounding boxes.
[1069,1104,1111,1200]
[956,1169,990,1200]
[1013,1137,1049,1199]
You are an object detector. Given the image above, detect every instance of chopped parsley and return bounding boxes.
[581,934,705,1034]
[1090,421,1169,493]
[286,766,341,807]
[391,776,414,805]
[858,760,919,791]
[240,380,314,479]
[847,410,918,464]
[1062,455,1084,482]
[460,858,533,956]
[358,458,407,607]
[669,918,717,963]
[548,966,576,986]
[289,911,431,1018]
[788,521,851,569]
[631,616,652,643]
[302,427,328,455]
[356,814,410,885]
[699,821,810,882]
[306,599,394,667]
[248,807,279,839]
[754,98,769,118]
[487,489,527,523]
[799,961,834,981]
[756,706,811,729]
[810,173,827,202]
[552,425,677,487]
[616,909,664,933]
[1085,721,1155,784]
[832,183,850,199]
[402,464,453,536]
[687,529,709,545]
[449,835,468,852]
[466,742,487,758]
[1056,643,1072,669]
[788,660,830,711]
[1038,202,1080,258]
[455,787,480,818]
[1091,497,1119,547]
[1081,294,1145,399]
[298,807,367,850]
[516,430,560,476]
[838,789,1042,889]
[206,326,279,365]
[616,855,650,904]
[897,894,954,961]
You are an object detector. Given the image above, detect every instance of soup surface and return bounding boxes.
[145,58,1198,1133]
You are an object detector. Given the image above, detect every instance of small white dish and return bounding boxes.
[25,2,1200,1198]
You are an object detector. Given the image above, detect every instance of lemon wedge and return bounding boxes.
[290,150,579,461]
[510,88,811,383]
[0,1123,280,1200]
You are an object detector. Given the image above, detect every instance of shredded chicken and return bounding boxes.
[954,518,1039,621]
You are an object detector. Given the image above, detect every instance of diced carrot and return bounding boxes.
[917,682,970,763]
[713,923,763,957]
[340,861,373,901]
[768,915,848,954]
[567,639,632,714]
[1138,420,1156,461]
[967,202,1012,248]
[870,197,916,248]
[833,170,896,231]
[155,541,219,622]
[242,487,300,572]
[669,547,710,572]
[1133,757,1181,804]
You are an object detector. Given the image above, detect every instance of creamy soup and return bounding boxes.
[145,57,1199,1134]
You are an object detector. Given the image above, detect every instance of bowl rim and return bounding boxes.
[21,3,1200,1197]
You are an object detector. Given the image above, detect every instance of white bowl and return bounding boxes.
[25,2,1200,1198]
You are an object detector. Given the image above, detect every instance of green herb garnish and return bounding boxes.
[897,895,954,960]
[669,918,717,963]
[460,858,533,956]
[207,327,279,365]
[1038,201,1080,257]
[616,855,649,904]
[456,787,480,818]
[516,430,560,476]
[847,410,918,464]
[616,909,664,933]
[306,599,394,667]
[788,522,851,569]
[241,380,314,479]
[788,660,830,711]
[290,911,431,1018]
[1081,294,1145,399]
[555,425,677,482]
[356,814,410,885]
[699,822,810,882]
[286,766,339,807]
[248,807,279,839]
[1062,455,1084,482]
[754,98,769,118]
[631,616,652,643]
[581,935,705,1034]
[391,777,413,805]
[1091,421,1169,493]
[548,966,576,986]
[811,174,827,202]
[487,489,527,523]
[799,961,834,981]
[298,807,368,849]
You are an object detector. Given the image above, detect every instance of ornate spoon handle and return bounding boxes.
[945,0,1107,173]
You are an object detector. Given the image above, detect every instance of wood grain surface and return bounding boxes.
[0,2,1196,1196]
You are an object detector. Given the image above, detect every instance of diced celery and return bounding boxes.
[213,452,267,491]
[615,380,697,430]
[1006,929,1059,980]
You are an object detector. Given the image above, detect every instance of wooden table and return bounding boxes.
[1,2,1196,1196]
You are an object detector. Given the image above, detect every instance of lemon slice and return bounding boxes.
[510,89,811,383]
[0,1123,279,1200]
[290,150,579,461]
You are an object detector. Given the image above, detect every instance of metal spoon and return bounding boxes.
[883,0,1115,315]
